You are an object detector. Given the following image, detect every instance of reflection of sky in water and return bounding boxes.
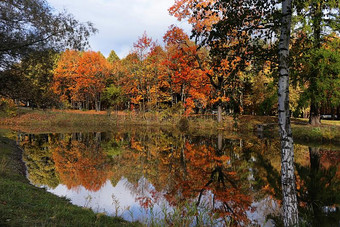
[48,177,171,222]
[47,177,276,226]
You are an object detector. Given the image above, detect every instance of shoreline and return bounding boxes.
[0,134,139,226]
[1,109,340,144]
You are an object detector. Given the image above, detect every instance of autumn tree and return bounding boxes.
[119,32,168,111]
[163,26,211,114]
[170,0,300,225]
[52,50,79,108]
[278,0,299,225]
[132,32,158,111]
[169,0,279,122]
[53,50,111,110]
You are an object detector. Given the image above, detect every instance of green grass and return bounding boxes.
[0,135,140,227]
[292,125,340,143]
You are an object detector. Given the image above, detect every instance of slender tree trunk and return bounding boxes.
[278,0,299,226]
[309,1,323,126]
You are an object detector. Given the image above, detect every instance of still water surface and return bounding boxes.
[18,128,339,226]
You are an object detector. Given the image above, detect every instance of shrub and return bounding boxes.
[0,98,17,116]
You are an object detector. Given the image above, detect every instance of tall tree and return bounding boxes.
[170,0,300,225]
[169,0,279,122]
[291,0,340,125]
[0,0,97,69]
[278,0,299,226]
[163,26,211,114]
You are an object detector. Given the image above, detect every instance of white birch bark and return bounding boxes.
[278,0,299,226]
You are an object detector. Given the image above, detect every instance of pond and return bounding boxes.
[17,128,339,226]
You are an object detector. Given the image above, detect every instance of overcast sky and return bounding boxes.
[47,0,191,59]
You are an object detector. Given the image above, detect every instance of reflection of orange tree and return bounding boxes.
[108,130,251,224]
[52,138,113,192]
[163,142,252,225]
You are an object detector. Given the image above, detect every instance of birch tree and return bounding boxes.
[278,0,299,225]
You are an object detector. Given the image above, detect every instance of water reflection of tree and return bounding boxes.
[296,147,340,226]
[51,132,113,192]
[107,130,252,225]
[21,134,60,188]
[19,129,340,225]
[244,138,340,226]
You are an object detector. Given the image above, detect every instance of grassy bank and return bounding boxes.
[1,108,340,143]
[0,134,139,226]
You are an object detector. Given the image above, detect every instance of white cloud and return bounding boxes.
[47,0,191,59]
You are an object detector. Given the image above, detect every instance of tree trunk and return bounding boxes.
[278,0,299,226]
[308,1,322,126]
[309,102,321,126]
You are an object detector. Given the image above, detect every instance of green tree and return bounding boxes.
[291,0,340,125]
[101,84,124,111]
[0,50,59,108]
[0,0,97,68]
[107,50,120,63]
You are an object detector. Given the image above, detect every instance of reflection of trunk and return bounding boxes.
[308,147,321,218]
[278,0,299,226]
[217,103,222,123]
[309,147,320,172]
[180,135,187,176]
[218,133,223,151]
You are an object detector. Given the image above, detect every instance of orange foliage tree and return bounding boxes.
[169,0,277,121]
[163,25,211,114]
[53,50,111,110]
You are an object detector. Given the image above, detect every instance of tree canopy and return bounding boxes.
[0,0,97,69]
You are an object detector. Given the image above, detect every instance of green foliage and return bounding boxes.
[159,102,184,121]
[22,135,60,189]
[0,0,97,68]
[107,50,120,63]
[305,37,340,105]
[102,138,126,158]
[0,50,60,108]
[101,84,125,109]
